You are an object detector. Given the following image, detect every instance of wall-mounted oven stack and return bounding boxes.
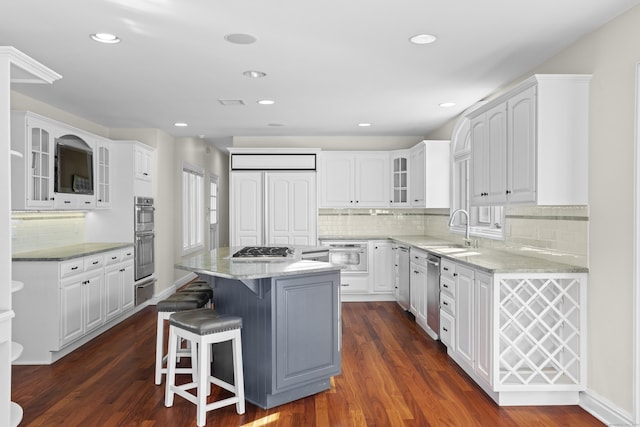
[134,197,155,305]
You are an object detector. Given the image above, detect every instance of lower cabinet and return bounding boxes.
[438,257,588,405]
[409,248,428,328]
[12,246,135,364]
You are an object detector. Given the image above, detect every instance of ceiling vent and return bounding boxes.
[218,99,245,106]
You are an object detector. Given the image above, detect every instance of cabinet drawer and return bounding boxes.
[84,255,104,271]
[104,251,122,265]
[409,249,429,268]
[439,310,455,350]
[339,274,369,293]
[440,293,455,316]
[120,247,134,261]
[440,276,456,297]
[440,259,455,277]
[60,259,84,278]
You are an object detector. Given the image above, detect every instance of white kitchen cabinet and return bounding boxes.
[267,172,317,246]
[409,140,451,208]
[95,138,111,208]
[390,152,409,206]
[393,245,410,310]
[12,245,135,364]
[60,269,104,348]
[134,144,153,182]
[469,74,591,206]
[438,255,587,406]
[104,249,135,322]
[474,271,492,386]
[230,171,317,246]
[470,103,507,204]
[409,250,428,329]
[372,241,394,293]
[10,112,63,210]
[319,151,389,207]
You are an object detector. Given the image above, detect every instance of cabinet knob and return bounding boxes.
[443,327,448,332]
[453,273,458,277]
[506,190,512,194]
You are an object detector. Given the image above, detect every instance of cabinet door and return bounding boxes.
[267,173,317,246]
[409,144,426,206]
[60,276,84,346]
[27,122,57,209]
[409,263,426,318]
[121,262,135,312]
[319,153,355,207]
[455,265,474,367]
[474,272,492,385]
[96,140,111,207]
[230,172,264,246]
[104,265,122,321]
[390,153,409,206]
[485,103,508,204]
[274,273,340,392]
[507,85,537,203]
[373,242,394,292]
[470,116,487,204]
[84,271,104,333]
[134,145,152,181]
[355,153,389,207]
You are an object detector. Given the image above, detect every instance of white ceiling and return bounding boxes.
[2,0,639,145]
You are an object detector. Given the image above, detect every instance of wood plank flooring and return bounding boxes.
[12,302,604,426]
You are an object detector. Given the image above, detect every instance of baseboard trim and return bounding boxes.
[580,389,634,426]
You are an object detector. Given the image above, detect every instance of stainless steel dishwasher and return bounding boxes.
[426,254,441,339]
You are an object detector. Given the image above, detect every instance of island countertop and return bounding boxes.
[175,247,341,280]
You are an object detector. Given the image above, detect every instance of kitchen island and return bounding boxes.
[175,247,342,409]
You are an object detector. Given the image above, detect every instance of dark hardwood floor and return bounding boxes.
[12,302,604,426]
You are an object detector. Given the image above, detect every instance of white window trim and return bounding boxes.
[182,162,205,255]
[450,112,505,240]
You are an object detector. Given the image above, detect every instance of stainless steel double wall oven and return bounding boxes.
[134,196,155,281]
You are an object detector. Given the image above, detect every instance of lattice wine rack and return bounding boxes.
[496,274,586,391]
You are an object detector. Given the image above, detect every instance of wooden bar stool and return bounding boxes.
[155,292,210,385]
[165,308,245,427]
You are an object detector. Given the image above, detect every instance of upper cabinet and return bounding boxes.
[468,74,591,206]
[390,151,409,206]
[11,111,99,210]
[319,151,389,208]
[409,140,450,208]
[133,142,154,197]
[95,138,111,208]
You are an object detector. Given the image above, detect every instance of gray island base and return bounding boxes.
[175,248,342,409]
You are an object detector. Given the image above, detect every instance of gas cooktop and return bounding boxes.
[231,246,294,259]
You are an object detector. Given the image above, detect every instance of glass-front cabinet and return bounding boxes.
[390,151,409,206]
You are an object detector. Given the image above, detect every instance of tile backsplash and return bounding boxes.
[11,212,86,254]
[318,205,588,268]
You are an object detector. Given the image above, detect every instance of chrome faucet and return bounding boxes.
[449,208,470,240]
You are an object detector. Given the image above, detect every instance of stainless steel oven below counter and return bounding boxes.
[320,241,368,273]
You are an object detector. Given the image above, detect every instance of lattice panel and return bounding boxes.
[497,277,582,388]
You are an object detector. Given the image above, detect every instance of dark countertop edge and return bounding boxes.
[12,242,133,262]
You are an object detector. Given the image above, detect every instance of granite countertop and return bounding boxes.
[12,242,133,261]
[319,234,588,274]
[175,247,341,280]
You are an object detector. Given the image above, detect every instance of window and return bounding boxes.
[209,175,219,250]
[182,162,204,254]
[450,115,504,239]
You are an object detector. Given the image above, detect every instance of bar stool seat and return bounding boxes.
[165,308,245,427]
[179,283,213,302]
[155,292,210,385]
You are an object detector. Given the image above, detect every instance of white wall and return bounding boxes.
[427,5,640,418]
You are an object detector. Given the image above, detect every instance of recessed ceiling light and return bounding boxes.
[90,33,121,44]
[439,102,456,107]
[257,100,275,105]
[409,34,437,45]
[243,70,266,78]
[174,122,188,127]
[224,33,257,44]
[268,123,284,127]
[358,123,372,127]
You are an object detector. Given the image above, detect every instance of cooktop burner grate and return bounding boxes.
[232,246,293,258]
